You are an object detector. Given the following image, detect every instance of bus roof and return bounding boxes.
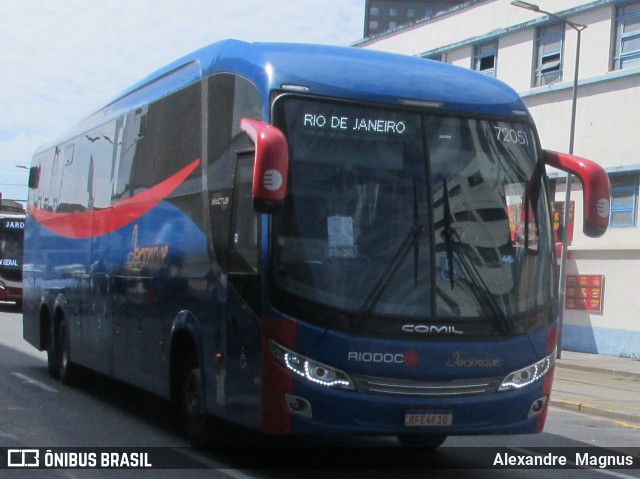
[40,40,530,153]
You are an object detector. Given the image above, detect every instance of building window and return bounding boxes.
[390,7,398,17]
[612,2,640,70]
[407,8,415,18]
[474,42,498,77]
[610,174,638,228]
[369,20,379,31]
[534,24,564,86]
[370,7,379,16]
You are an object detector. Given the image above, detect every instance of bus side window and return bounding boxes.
[227,151,261,316]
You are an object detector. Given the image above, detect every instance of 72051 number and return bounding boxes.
[494,126,529,145]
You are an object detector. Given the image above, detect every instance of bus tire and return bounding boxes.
[180,367,210,445]
[397,434,447,449]
[46,327,60,379]
[47,346,60,379]
[57,319,78,386]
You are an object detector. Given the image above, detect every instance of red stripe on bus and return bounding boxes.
[261,317,297,434]
[29,158,200,239]
[536,325,558,432]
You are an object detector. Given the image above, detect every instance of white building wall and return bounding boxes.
[357,0,640,357]
[446,46,473,68]
[498,28,535,92]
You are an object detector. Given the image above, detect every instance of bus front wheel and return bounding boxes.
[180,367,211,445]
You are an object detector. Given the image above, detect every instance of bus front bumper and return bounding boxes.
[262,366,554,437]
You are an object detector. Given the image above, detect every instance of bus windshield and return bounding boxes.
[271,97,553,332]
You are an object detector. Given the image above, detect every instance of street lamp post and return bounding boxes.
[511,1,587,359]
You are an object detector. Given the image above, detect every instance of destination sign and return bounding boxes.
[2,220,25,230]
[302,113,407,135]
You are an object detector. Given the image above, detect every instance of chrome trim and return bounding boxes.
[351,374,502,397]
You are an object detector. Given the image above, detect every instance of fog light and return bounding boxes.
[285,394,312,418]
[528,396,548,417]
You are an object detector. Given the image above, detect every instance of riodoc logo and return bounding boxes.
[263,169,283,191]
[597,198,610,218]
[348,350,419,367]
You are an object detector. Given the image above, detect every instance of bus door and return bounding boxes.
[224,150,262,427]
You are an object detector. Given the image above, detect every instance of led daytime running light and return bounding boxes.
[270,341,354,390]
[498,350,556,392]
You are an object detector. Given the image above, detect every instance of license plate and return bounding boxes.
[404,410,453,427]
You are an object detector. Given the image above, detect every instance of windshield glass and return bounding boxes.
[271,97,553,329]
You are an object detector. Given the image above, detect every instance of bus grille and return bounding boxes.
[351,374,503,397]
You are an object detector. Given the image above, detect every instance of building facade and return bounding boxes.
[356,0,640,358]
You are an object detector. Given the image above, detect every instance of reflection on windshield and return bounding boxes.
[428,116,552,317]
[271,97,553,327]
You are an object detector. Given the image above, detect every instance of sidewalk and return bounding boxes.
[552,350,640,425]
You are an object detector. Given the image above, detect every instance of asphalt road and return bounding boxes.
[0,304,638,478]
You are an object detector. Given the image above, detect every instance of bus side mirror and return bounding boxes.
[543,150,610,238]
[240,118,289,214]
[28,166,40,189]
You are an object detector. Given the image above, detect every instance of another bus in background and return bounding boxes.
[0,197,25,306]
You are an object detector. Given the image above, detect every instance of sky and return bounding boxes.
[0,0,365,204]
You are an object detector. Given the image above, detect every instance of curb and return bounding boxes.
[555,362,640,381]
[550,399,640,426]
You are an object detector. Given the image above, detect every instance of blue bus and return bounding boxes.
[23,40,611,447]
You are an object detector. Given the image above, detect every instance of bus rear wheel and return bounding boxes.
[46,334,60,379]
[397,434,447,449]
[55,319,78,386]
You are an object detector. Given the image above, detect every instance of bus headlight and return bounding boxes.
[270,340,355,390]
[498,350,556,392]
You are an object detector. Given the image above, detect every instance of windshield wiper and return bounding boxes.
[440,178,510,333]
[442,179,456,291]
[412,176,421,289]
[360,176,424,315]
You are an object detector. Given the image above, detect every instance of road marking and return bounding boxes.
[11,372,58,393]
[611,419,640,431]
[551,405,640,431]
[0,430,20,441]
[219,469,258,479]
